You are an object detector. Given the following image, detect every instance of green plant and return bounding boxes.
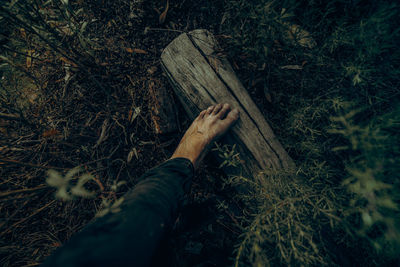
[46,167,97,200]
[330,107,400,253]
[46,167,127,218]
[212,143,241,168]
[227,169,340,266]
[222,0,400,265]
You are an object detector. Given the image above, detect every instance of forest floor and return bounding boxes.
[0,1,249,266]
[1,0,399,266]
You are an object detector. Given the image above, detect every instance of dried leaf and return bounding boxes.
[127,147,139,163]
[265,92,272,103]
[147,66,158,75]
[126,48,147,54]
[286,24,317,49]
[95,119,110,147]
[59,57,78,67]
[43,129,60,138]
[26,50,34,68]
[133,48,147,54]
[159,0,169,24]
[280,65,303,70]
[20,28,26,38]
[51,242,62,248]
[128,107,141,123]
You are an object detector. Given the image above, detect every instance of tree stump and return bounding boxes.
[161,29,295,177]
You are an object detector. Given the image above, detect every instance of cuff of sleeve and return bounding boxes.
[163,157,194,192]
[164,157,194,175]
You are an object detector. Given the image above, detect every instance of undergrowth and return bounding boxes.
[222,0,400,265]
[0,0,174,265]
[228,170,339,266]
[1,0,399,266]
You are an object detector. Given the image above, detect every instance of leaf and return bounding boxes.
[46,169,72,201]
[80,21,88,34]
[377,198,398,210]
[280,65,303,70]
[20,28,26,38]
[9,0,20,8]
[95,207,110,218]
[47,168,96,201]
[111,197,125,209]
[128,107,141,123]
[43,129,60,138]
[59,57,78,67]
[159,0,169,24]
[133,48,147,54]
[95,197,125,218]
[55,187,72,200]
[127,148,138,163]
[362,212,373,227]
[26,50,34,68]
[111,180,127,191]
[70,185,95,198]
[46,170,66,187]
[125,48,147,54]
[64,167,83,181]
[291,25,316,48]
[285,24,317,49]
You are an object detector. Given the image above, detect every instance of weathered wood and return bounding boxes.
[148,79,178,134]
[161,29,295,177]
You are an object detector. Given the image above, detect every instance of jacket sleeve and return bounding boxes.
[41,157,194,267]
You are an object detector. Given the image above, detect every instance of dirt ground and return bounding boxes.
[0,1,249,266]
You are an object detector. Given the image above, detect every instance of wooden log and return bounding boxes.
[161,29,295,177]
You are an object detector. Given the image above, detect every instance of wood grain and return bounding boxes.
[161,29,295,177]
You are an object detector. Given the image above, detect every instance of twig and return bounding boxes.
[225,209,241,226]
[20,263,40,267]
[83,165,105,192]
[216,219,241,235]
[0,185,48,198]
[0,158,66,170]
[2,45,57,65]
[0,112,20,120]
[1,200,56,235]
[76,157,110,168]
[146,27,185,33]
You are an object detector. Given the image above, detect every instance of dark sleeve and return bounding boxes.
[41,157,194,267]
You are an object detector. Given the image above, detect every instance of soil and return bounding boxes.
[0,1,250,266]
